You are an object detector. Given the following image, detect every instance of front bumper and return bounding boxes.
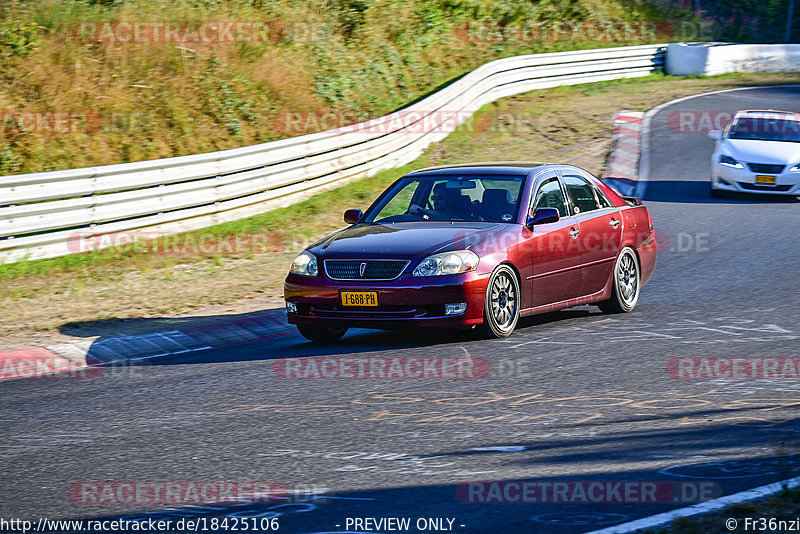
[284,271,490,329]
[712,162,800,195]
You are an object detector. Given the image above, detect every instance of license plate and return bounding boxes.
[341,291,378,307]
[756,175,776,184]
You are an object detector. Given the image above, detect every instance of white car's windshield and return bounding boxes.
[364,175,524,223]
[728,116,800,142]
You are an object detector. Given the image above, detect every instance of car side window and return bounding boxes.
[594,185,613,209]
[563,174,600,215]
[531,177,568,218]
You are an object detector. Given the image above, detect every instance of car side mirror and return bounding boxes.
[344,209,362,224]
[708,129,722,141]
[526,207,559,228]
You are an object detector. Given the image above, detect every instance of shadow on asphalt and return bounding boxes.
[68,441,800,534]
[643,180,800,204]
[59,306,603,368]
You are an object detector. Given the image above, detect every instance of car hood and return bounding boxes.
[310,222,509,259]
[723,139,800,165]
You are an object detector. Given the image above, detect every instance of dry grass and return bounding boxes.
[0,0,677,174]
[648,487,800,533]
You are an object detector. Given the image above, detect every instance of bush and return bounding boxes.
[0,21,40,56]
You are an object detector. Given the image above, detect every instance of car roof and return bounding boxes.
[407,162,557,176]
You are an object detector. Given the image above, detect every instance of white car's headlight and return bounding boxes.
[290,251,318,277]
[413,250,479,277]
[719,155,744,169]
[789,165,800,173]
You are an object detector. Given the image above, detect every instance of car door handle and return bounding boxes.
[609,218,621,229]
[568,227,580,239]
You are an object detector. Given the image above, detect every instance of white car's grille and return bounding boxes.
[747,163,785,174]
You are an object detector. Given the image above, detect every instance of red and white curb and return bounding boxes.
[0,310,295,380]
[586,474,800,533]
[601,110,644,197]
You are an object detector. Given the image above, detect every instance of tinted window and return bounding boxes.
[728,116,800,142]
[532,177,567,218]
[366,175,523,223]
[372,181,418,221]
[563,175,600,215]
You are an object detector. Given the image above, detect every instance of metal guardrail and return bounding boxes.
[0,44,665,263]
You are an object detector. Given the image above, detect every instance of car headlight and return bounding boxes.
[719,155,744,169]
[413,250,479,277]
[290,251,318,277]
[789,164,800,173]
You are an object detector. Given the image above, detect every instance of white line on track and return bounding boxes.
[585,474,800,534]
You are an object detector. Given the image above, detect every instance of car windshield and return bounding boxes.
[364,174,524,223]
[728,115,800,142]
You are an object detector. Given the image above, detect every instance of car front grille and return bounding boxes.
[323,259,410,280]
[310,305,421,318]
[738,182,793,192]
[747,163,785,174]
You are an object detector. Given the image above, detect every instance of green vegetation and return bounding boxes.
[0,0,678,175]
[636,0,800,43]
[0,20,40,56]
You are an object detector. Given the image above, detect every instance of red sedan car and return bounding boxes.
[284,163,657,342]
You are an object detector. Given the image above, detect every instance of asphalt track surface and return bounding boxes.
[2,86,800,534]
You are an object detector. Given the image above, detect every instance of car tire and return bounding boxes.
[598,247,640,314]
[296,324,348,343]
[710,183,724,198]
[481,265,520,338]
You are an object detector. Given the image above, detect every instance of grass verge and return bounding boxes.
[646,486,800,533]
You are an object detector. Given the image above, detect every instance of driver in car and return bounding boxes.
[409,182,464,220]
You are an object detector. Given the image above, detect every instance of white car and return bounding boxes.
[709,110,800,197]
